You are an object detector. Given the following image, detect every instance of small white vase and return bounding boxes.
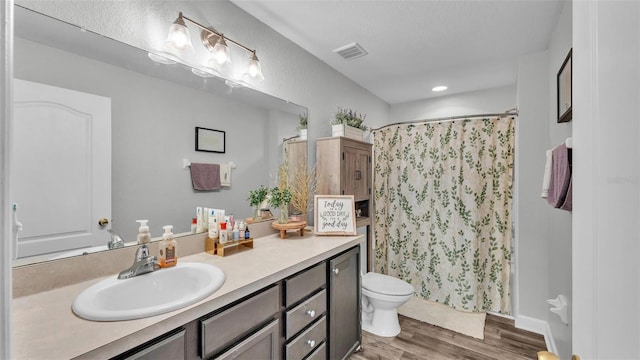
[298,128,307,140]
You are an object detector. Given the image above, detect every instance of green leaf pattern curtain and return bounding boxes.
[373,117,515,314]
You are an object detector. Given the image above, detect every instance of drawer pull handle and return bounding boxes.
[306,309,316,318]
[332,268,339,275]
[307,339,316,348]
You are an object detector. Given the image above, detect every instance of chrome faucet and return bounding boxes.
[107,229,125,249]
[118,244,160,279]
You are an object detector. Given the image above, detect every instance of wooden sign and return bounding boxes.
[314,195,357,236]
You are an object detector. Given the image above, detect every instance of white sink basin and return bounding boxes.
[72,262,225,321]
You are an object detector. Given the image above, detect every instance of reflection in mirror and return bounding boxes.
[12,6,307,265]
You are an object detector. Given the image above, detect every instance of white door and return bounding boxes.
[12,79,111,258]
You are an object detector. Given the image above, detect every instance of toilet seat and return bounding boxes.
[362,272,414,296]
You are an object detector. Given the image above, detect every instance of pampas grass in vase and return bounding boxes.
[290,163,317,222]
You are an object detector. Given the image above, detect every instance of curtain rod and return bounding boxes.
[371,108,518,132]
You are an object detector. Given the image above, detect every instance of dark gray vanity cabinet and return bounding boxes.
[328,246,361,360]
[111,245,361,360]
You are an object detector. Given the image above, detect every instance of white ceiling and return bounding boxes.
[232,0,565,105]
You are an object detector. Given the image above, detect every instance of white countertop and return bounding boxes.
[12,233,364,359]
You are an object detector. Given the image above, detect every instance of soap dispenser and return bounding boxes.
[159,225,177,268]
[136,220,151,244]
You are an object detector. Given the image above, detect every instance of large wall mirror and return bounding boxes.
[12,5,308,265]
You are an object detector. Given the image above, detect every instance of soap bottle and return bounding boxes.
[232,222,239,241]
[136,220,151,244]
[219,222,228,243]
[244,223,251,239]
[239,221,245,239]
[191,218,197,234]
[159,225,177,268]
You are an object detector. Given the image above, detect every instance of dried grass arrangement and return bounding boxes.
[290,163,317,217]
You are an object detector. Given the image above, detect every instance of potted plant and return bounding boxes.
[247,185,269,221]
[298,113,308,140]
[269,186,293,224]
[330,107,368,140]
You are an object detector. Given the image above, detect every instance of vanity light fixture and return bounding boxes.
[162,11,264,81]
[165,12,194,54]
[432,85,448,92]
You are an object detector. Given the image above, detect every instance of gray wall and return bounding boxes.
[545,2,572,357]
[389,84,516,122]
[516,49,551,330]
[515,3,572,357]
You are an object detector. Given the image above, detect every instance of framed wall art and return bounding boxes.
[314,195,357,236]
[195,127,225,153]
[557,49,572,123]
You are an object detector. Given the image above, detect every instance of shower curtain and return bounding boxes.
[373,117,515,314]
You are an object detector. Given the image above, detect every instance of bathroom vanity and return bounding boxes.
[12,233,363,359]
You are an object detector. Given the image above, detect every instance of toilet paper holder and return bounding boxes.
[546,294,568,324]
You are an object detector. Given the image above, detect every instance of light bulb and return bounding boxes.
[211,37,231,66]
[246,52,264,81]
[164,13,193,55]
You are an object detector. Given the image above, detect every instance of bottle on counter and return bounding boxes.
[159,225,177,268]
[191,218,197,234]
[239,221,245,239]
[136,220,151,244]
[232,222,239,241]
[219,222,228,243]
[244,223,251,239]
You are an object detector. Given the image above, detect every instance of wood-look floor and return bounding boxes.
[350,314,547,360]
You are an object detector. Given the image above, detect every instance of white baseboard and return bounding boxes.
[515,315,556,355]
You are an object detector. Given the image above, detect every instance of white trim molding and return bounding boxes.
[515,316,556,355]
[1,0,14,358]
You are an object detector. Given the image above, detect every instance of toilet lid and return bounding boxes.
[362,272,414,296]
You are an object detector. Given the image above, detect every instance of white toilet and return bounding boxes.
[361,272,414,337]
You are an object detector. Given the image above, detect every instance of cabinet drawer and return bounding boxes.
[285,289,326,339]
[201,285,280,358]
[123,329,185,360]
[304,341,326,360]
[285,262,326,307]
[285,315,326,360]
[214,319,280,360]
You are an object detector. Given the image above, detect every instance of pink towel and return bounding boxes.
[546,144,571,209]
[190,163,221,191]
[560,177,572,211]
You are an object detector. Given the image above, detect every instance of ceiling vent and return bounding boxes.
[333,42,368,60]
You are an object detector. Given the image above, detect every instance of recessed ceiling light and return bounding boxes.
[432,86,448,92]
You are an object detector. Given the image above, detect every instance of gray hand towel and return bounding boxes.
[190,163,221,191]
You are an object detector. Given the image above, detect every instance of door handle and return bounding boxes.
[355,170,362,180]
[98,218,109,227]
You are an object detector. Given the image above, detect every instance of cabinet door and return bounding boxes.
[343,146,370,201]
[215,319,280,360]
[328,247,361,360]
